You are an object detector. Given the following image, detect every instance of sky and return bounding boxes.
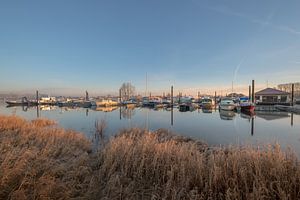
[0,0,300,96]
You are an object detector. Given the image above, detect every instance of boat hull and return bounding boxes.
[240,105,255,112]
[6,101,38,106]
[219,104,236,111]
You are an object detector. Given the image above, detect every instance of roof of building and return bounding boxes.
[255,88,290,96]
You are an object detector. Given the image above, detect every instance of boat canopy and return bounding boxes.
[239,97,249,101]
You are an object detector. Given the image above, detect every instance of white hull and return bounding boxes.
[219,104,236,111]
[95,100,118,107]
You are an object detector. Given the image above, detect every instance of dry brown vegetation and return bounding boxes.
[1,115,300,199]
[0,115,93,199]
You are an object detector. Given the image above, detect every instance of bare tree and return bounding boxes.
[120,82,135,101]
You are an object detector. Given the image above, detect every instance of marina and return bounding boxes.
[1,98,299,155]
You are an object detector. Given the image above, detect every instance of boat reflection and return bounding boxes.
[219,110,236,120]
[202,108,213,113]
[39,105,58,111]
[91,106,118,112]
[240,111,255,120]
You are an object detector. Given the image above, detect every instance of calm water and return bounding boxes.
[1,101,300,154]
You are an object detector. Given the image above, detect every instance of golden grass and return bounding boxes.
[1,115,300,199]
[91,128,300,200]
[0,115,93,199]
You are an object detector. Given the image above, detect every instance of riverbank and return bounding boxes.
[1,115,300,199]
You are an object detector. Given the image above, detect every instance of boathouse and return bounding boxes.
[255,88,290,105]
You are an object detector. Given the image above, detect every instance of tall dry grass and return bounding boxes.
[1,115,300,199]
[91,128,300,200]
[0,115,93,199]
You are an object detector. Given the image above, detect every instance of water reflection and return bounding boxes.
[219,110,236,120]
[120,107,136,119]
[1,104,299,154]
[202,108,213,113]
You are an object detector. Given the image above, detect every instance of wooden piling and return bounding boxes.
[179,92,181,104]
[36,90,39,105]
[171,86,173,106]
[248,85,251,100]
[86,90,89,101]
[291,83,295,106]
[252,80,255,103]
[214,91,216,103]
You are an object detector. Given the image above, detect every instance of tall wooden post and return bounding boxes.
[86,90,89,101]
[36,90,39,118]
[171,86,173,106]
[119,89,121,103]
[36,90,39,105]
[248,85,251,100]
[179,92,181,104]
[214,91,217,103]
[214,91,217,110]
[252,80,255,103]
[291,83,295,106]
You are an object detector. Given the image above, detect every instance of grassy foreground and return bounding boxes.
[1,115,300,199]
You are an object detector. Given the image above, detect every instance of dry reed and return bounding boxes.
[1,115,300,200]
[0,115,93,199]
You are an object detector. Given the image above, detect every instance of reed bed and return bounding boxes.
[0,115,93,199]
[1,115,300,199]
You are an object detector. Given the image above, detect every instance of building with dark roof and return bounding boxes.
[255,88,290,105]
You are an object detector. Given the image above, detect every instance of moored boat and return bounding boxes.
[5,97,37,106]
[219,98,236,111]
[179,103,195,112]
[239,97,255,112]
[95,99,119,107]
[201,97,214,109]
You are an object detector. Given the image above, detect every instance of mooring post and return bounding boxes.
[171,85,174,126]
[252,80,255,103]
[249,85,251,101]
[214,91,217,110]
[171,86,173,106]
[36,90,39,105]
[291,83,295,106]
[119,89,121,103]
[86,90,89,101]
[179,92,181,104]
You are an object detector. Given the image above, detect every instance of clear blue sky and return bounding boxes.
[0,0,300,96]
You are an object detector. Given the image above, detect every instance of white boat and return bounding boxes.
[201,97,214,109]
[122,100,136,109]
[219,98,236,111]
[95,99,119,107]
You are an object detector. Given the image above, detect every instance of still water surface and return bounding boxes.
[1,102,300,154]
